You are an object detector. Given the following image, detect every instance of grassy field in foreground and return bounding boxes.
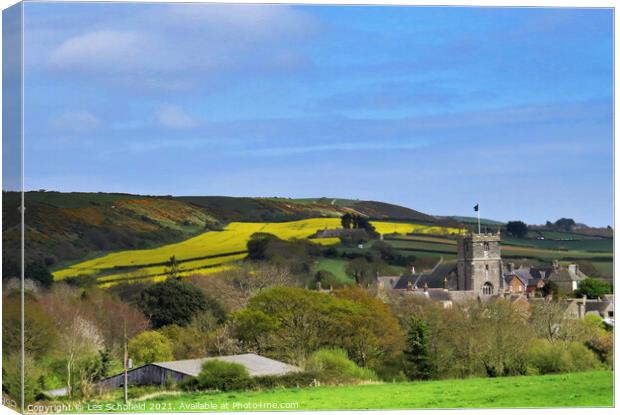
[76,371,612,412]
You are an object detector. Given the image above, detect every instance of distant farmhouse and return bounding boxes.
[378,230,595,302]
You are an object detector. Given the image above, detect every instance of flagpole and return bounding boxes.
[477,203,481,235]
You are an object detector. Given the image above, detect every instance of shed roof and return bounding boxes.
[153,353,300,378]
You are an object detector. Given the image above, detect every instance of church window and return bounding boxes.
[483,242,490,251]
[482,282,493,295]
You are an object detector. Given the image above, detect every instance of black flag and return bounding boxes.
[474,204,479,212]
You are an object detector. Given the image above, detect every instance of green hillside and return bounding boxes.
[3,191,613,282]
[2,191,451,274]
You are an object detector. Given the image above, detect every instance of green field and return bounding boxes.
[72,371,612,412]
[382,234,613,277]
[313,258,354,285]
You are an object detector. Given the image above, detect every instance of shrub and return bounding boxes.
[195,360,251,391]
[253,372,317,389]
[565,341,602,372]
[526,340,570,374]
[178,376,199,391]
[305,348,377,384]
[526,339,602,374]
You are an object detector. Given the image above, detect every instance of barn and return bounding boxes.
[46,353,300,397]
[96,353,300,392]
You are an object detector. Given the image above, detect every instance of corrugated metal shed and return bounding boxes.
[95,353,298,393]
[47,353,300,397]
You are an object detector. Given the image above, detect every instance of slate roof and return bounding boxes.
[413,262,458,289]
[547,266,588,283]
[153,353,300,378]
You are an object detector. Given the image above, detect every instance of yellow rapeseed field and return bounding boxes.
[372,222,463,236]
[53,218,460,284]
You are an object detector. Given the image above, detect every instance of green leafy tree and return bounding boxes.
[232,287,403,368]
[554,218,576,231]
[506,221,528,238]
[247,233,275,260]
[128,330,174,365]
[231,308,280,352]
[3,295,57,357]
[2,352,42,405]
[404,317,433,380]
[345,258,374,286]
[574,278,612,299]
[166,256,179,278]
[341,213,353,229]
[139,278,217,328]
[2,260,54,287]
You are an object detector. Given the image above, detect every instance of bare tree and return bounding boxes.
[57,314,104,396]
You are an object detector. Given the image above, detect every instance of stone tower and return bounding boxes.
[456,230,503,294]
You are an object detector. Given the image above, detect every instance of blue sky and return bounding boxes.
[19,3,613,226]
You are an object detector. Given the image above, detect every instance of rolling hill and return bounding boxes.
[3,191,612,284]
[2,191,454,273]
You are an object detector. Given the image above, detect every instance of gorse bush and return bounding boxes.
[305,348,377,384]
[194,360,251,391]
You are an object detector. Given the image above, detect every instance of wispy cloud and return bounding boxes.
[156,105,197,128]
[242,140,429,157]
[51,111,100,133]
[48,30,155,73]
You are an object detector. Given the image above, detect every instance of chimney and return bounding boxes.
[423,282,428,292]
[552,260,560,272]
[568,264,577,275]
[443,277,448,291]
[508,263,515,273]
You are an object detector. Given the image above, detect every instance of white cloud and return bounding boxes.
[42,5,319,91]
[48,30,155,72]
[156,105,196,128]
[148,4,318,41]
[52,111,100,133]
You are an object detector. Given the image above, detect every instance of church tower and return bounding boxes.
[456,230,503,294]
